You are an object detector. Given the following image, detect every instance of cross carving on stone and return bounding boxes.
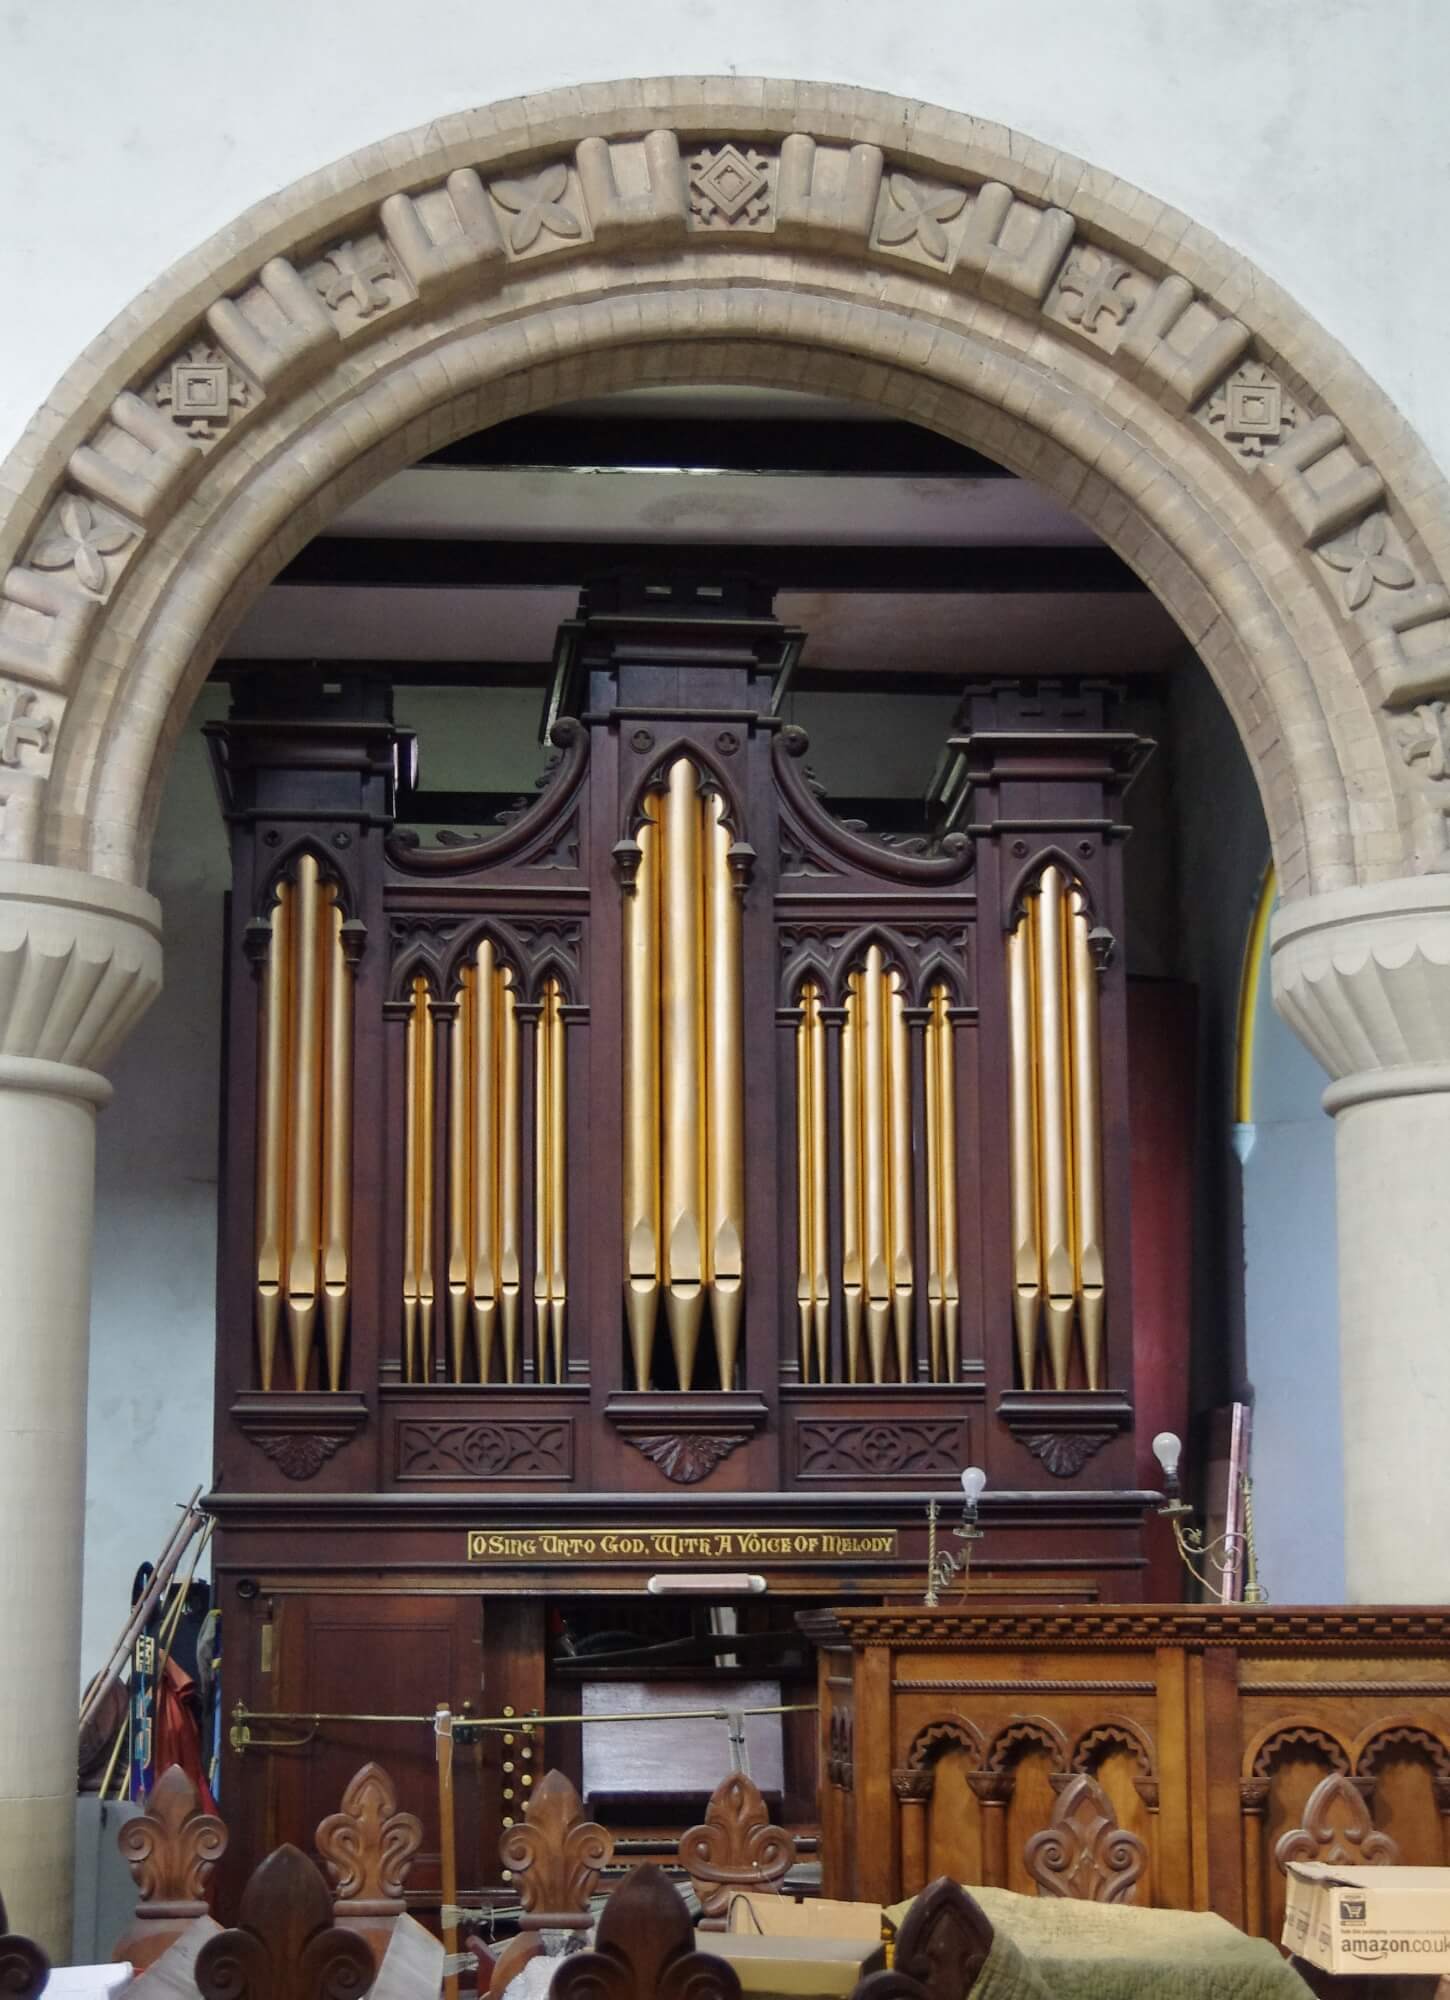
[0,683,51,768]
[1058,250,1136,331]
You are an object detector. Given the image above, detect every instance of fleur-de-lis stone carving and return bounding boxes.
[492,163,583,253]
[0,683,51,768]
[31,495,134,595]
[1058,250,1136,331]
[317,240,396,317]
[877,173,967,263]
[1397,701,1450,781]
[1319,512,1415,611]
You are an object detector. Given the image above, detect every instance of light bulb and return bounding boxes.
[1152,1432,1182,1480]
[960,1466,987,1504]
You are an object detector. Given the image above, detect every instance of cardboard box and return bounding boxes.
[726,1892,883,1941]
[1285,1862,1450,1974]
[709,1931,876,1998]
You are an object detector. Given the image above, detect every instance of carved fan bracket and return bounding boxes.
[997,1390,1131,1476]
[232,1392,369,1481]
[605,1392,768,1484]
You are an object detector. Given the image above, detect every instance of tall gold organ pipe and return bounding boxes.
[840,975,862,1384]
[860,947,891,1383]
[1007,920,1040,1388]
[446,974,469,1382]
[285,854,324,1390]
[1033,866,1075,1392]
[254,883,290,1392]
[886,966,914,1383]
[401,975,436,1384]
[498,966,521,1385]
[925,984,960,1384]
[704,791,744,1390]
[534,979,567,1382]
[623,801,661,1388]
[471,939,500,1383]
[1068,888,1106,1390]
[320,901,352,1392]
[795,982,829,1383]
[661,758,706,1389]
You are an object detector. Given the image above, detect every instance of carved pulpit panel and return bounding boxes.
[195,1843,376,2000]
[679,1771,797,1923]
[499,1766,613,1928]
[1024,1773,1147,1904]
[114,1762,228,1969]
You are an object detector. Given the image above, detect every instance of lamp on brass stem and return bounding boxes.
[923,1467,986,1607]
[1152,1431,1265,1603]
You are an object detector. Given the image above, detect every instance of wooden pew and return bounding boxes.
[113,1762,228,1969]
[851,1878,994,2000]
[0,1889,48,2000]
[553,1864,740,2000]
[679,1771,797,1926]
[316,1760,424,1967]
[195,1843,376,2000]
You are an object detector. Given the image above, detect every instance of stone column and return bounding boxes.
[1273,875,1450,1604]
[0,863,161,1954]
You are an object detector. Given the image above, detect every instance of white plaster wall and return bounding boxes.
[80,687,227,1682]
[1,0,1448,475]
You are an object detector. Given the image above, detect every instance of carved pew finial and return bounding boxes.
[315,1759,424,1969]
[114,1762,228,1969]
[195,1843,376,2000]
[499,1767,613,1930]
[1275,1771,1400,1872]
[679,1772,797,1924]
[851,1877,995,2000]
[1024,1773,1147,1904]
[0,1890,49,2000]
[553,1864,741,2000]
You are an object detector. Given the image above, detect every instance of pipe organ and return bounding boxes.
[206,587,1168,1904]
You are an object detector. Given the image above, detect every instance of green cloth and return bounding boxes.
[885,1888,1314,2000]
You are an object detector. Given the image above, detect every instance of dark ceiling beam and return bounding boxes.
[421,414,1013,478]
[214,659,991,695]
[277,540,1145,593]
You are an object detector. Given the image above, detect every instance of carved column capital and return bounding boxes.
[892,1767,935,1804]
[1272,875,1450,1110]
[0,862,162,1103]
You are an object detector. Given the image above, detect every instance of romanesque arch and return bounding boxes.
[1,77,1447,900]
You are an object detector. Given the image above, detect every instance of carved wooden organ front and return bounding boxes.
[210,580,1155,1523]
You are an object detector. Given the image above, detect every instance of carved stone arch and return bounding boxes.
[1245,1716,1353,1781]
[1003,846,1096,935]
[1,80,1446,893]
[907,1715,988,1789]
[1353,1718,1450,1782]
[985,1713,1072,1776]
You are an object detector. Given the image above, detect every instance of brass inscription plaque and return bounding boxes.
[467,1527,898,1563]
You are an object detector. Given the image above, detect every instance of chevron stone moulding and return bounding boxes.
[1272,874,1450,1103]
[0,863,162,1091]
[1,79,1448,899]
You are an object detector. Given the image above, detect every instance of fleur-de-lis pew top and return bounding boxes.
[499,1767,614,1930]
[0,1888,49,2000]
[848,1878,996,2000]
[113,1762,228,1971]
[194,1843,376,2000]
[678,1771,798,1926]
[316,1760,424,1966]
[552,1864,741,2000]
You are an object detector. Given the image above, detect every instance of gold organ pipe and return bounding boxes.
[404,976,437,1384]
[402,991,420,1383]
[704,791,744,1390]
[321,899,352,1392]
[661,759,705,1389]
[418,977,436,1381]
[534,979,568,1383]
[499,968,521,1384]
[1032,866,1075,1391]
[886,967,914,1384]
[623,803,661,1388]
[925,988,944,1384]
[860,946,891,1385]
[1007,920,1040,1388]
[446,973,470,1383]
[285,854,324,1390]
[1069,889,1106,1389]
[935,986,960,1383]
[840,973,863,1385]
[255,883,290,1393]
[795,983,830,1384]
[472,940,500,1383]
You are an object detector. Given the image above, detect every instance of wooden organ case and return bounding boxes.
[206,578,1164,1902]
